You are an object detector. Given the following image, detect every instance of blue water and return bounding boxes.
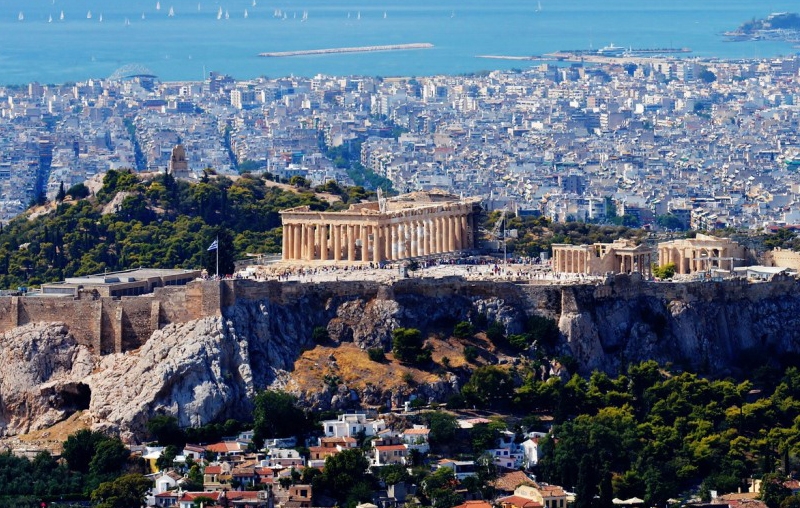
[0,0,797,84]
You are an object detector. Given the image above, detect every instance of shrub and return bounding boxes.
[393,328,427,363]
[463,346,479,363]
[312,326,330,343]
[486,321,506,342]
[367,348,386,362]
[453,321,475,339]
[509,334,531,351]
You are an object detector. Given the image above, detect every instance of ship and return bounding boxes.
[596,43,626,56]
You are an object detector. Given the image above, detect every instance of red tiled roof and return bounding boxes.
[205,441,242,453]
[376,444,407,451]
[453,501,492,508]
[403,428,430,435]
[492,471,535,492]
[179,492,222,501]
[204,465,222,474]
[498,495,543,508]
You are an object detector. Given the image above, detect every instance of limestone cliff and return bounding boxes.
[4,276,800,441]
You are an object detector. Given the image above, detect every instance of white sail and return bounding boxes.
[99,13,103,22]
[48,14,53,23]
[156,1,161,10]
[60,10,64,20]
[383,11,387,19]
[357,11,360,20]
[244,9,248,18]
[87,10,92,19]
[125,17,131,26]
[18,11,23,21]
[168,6,175,16]
[225,9,230,19]
[217,6,222,19]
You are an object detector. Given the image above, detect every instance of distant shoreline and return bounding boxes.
[259,43,434,58]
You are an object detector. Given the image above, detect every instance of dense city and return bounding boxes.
[3,55,800,230]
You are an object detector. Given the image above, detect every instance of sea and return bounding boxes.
[0,0,799,85]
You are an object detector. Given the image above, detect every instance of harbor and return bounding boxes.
[259,43,434,58]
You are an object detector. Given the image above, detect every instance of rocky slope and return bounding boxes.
[4,275,800,442]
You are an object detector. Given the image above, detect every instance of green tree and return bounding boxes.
[652,263,676,279]
[453,321,474,339]
[425,411,459,448]
[91,473,152,508]
[392,328,430,364]
[62,429,107,474]
[318,448,371,503]
[252,390,308,448]
[147,415,185,447]
[462,366,514,409]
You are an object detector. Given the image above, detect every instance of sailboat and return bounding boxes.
[535,1,542,12]
[244,9,249,18]
[156,1,161,10]
[356,11,360,20]
[217,6,222,19]
[125,17,131,26]
[252,0,257,6]
[383,11,387,19]
[48,14,53,23]
[60,10,64,20]
[18,11,23,21]
[168,6,175,17]
[347,12,350,19]
[142,12,146,19]
[450,10,455,18]
[301,10,308,21]
[99,13,103,22]
[225,9,230,19]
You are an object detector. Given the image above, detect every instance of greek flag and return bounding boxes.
[207,239,218,251]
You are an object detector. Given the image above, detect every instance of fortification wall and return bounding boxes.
[3,275,800,359]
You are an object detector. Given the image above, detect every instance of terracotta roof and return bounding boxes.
[225,491,262,501]
[179,492,222,501]
[205,441,242,453]
[539,485,567,497]
[204,465,222,474]
[453,501,492,508]
[498,495,543,508]
[375,445,407,452]
[403,428,430,435]
[492,471,535,492]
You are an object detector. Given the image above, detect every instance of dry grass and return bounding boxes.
[289,334,492,394]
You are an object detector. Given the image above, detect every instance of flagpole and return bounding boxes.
[216,236,219,278]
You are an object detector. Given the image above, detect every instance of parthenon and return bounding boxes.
[280,190,481,264]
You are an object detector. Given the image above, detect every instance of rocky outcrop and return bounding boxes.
[5,276,800,440]
[0,323,93,435]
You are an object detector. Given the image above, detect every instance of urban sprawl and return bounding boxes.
[3,56,800,229]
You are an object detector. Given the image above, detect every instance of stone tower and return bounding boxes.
[168,144,191,179]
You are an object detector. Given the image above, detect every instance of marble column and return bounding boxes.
[347,225,356,261]
[361,224,370,262]
[454,215,463,250]
[390,224,398,260]
[374,225,384,263]
[318,224,327,261]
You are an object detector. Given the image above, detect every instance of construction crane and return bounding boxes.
[487,208,508,264]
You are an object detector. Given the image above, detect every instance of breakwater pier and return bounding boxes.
[259,43,434,58]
